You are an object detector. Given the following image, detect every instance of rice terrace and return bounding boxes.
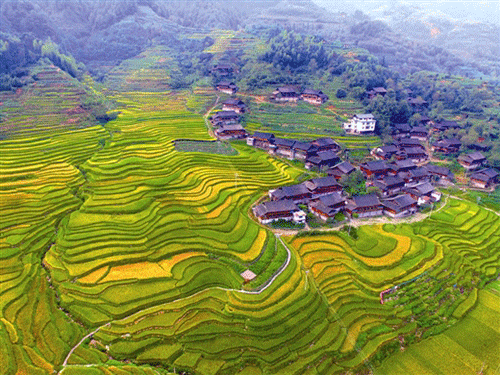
[1,1,500,375]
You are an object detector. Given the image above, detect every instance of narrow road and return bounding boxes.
[241,235,291,295]
[59,323,110,372]
[58,234,292,367]
[203,94,220,139]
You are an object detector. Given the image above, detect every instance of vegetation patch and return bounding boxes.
[174,140,237,155]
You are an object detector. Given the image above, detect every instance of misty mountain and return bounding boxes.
[0,0,280,66]
[0,0,498,79]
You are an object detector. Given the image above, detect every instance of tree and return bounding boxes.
[340,170,366,196]
[336,89,347,99]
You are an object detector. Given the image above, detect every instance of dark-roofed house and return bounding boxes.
[389,159,417,174]
[253,200,305,224]
[419,115,431,125]
[398,167,430,185]
[212,64,234,76]
[373,175,405,197]
[407,97,429,110]
[249,132,275,149]
[215,124,247,139]
[397,138,425,150]
[328,161,356,180]
[367,87,387,99]
[301,89,329,104]
[432,139,462,154]
[468,143,491,152]
[425,165,454,182]
[458,152,487,170]
[374,145,398,160]
[274,138,297,159]
[309,192,346,221]
[216,81,238,94]
[222,98,246,114]
[393,123,411,137]
[432,120,460,132]
[305,151,340,170]
[272,86,299,102]
[405,147,428,162]
[210,111,240,127]
[410,126,428,140]
[304,177,342,198]
[269,183,311,204]
[404,182,441,205]
[345,194,383,218]
[470,168,499,188]
[382,194,417,218]
[292,142,318,161]
[360,160,389,179]
[312,138,340,153]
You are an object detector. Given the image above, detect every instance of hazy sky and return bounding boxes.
[312,0,500,24]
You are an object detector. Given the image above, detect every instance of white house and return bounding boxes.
[344,114,376,134]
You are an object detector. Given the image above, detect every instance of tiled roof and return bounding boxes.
[254,200,298,217]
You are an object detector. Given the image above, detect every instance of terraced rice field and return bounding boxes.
[375,280,500,375]
[2,65,499,375]
[287,199,500,373]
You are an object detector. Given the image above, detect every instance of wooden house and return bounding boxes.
[274,138,297,159]
[367,87,387,99]
[432,120,460,133]
[301,89,329,104]
[397,138,425,151]
[432,139,462,154]
[249,132,275,149]
[458,152,486,170]
[419,115,432,126]
[404,182,441,205]
[373,175,405,197]
[360,160,389,179]
[253,200,304,224]
[212,64,234,76]
[389,159,417,175]
[216,81,238,94]
[425,165,454,182]
[410,126,428,140]
[269,183,311,204]
[374,145,398,160]
[292,141,318,161]
[345,194,383,218]
[222,98,246,114]
[382,194,417,218]
[393,123,411,137]
[407,97,429,110]
[308,192,345,221]
[312,138,340,153]
[404,147,428,162]
[305,151,340,170]
[328,161,356,180]
[272,87,300,102]
[304,177,342,198]
[468,143,491,152]
[397,167,430,185]
[470,168,499,188]
[210,111,240,127]
[215,124,247,139]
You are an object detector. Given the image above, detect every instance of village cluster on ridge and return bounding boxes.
[209,71,499,227]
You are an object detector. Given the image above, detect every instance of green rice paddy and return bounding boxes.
[1,64,499,375]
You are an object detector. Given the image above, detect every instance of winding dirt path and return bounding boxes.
[203,94,219,138]
[59,323,110,373]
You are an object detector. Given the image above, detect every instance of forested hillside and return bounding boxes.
[1,0,499,78]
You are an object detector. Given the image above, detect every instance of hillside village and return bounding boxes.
[209,73,499,228]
